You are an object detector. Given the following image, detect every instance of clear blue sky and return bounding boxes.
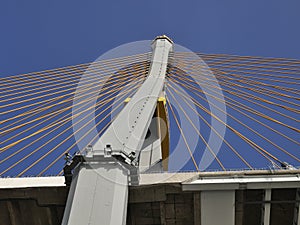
[0,1,299,175]
[1,0,300,77]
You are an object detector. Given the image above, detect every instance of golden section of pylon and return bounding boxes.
[156,97,170,171]
[124,97,131,103]
[124,96,170,171]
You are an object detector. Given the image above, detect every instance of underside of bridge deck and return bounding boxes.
[1,170,300,225]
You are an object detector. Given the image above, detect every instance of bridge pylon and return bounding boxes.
[62,35,173,225]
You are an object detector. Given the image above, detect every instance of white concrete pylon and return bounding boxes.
[62,35,173,225]
[91,35,173,164]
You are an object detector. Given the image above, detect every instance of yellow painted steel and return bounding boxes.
[156,97,170,171]
[124,97,131,103]
[124,96,170,171]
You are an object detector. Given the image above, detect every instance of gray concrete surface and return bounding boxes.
[1,170,300,225]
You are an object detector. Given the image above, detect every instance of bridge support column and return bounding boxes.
[200,190,235,225]
[62,162,128,225]
[262,189,271,225]
[294,189,300,225]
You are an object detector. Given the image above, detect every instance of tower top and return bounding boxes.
[153,35,173,44]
